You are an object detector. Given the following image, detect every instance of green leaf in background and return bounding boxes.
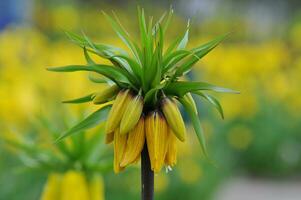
[54,105,111,142]
[62,93,95,104]
[165,81,239,96]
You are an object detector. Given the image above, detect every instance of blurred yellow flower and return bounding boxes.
[178,159,203,184]
[40,171,105,200]
[227,125,253,150]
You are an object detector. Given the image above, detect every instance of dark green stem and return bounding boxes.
[141,143,154,200]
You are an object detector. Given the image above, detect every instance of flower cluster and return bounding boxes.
[49,8,237,173]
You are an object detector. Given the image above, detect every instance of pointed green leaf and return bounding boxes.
[84,47,96,65]
[144,82,166,104]
[88,73,108,83]
[175,33,230,76]
[195,91,224,119]
[54,105,111,142]
[111,55,142,79]
[162,7,174,34]
[47,64,131,86]
[62,93,95,104]
[152,11,167,35]
[102,11,140,63]
[177,20,190,50]
[163,49,191,73]
[165,81,239,96]
[179,97,208,157]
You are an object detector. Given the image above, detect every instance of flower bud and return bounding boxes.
[120,94,144,135]
[161,97,186,142]
[145,111,168,173]
[120,116,145,167]
[183,92,198,114]
[93,85,119,104]
[105,89,131,134]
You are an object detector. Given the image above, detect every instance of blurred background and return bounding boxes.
[1,0,301,200]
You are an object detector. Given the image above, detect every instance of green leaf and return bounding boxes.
[84,47,96,65]
[103,11,141,63]
[150,44,162,87]
[195,91,224,119]
[66,31,127,58]
[165,81,239,96]
[88,73,108,83]
[137,7,148,50]
[54,105,111,142]
[110,55,142,81]
[47,64,131,86]
[175,33,230,76]
[164,36,182,57]
[162,7,174,35]
[179,97,208,157]
[177,20,190,50]
[163,50,191,73]
[62,93,95,104]
[152,11,167,35]
[144,82,166,104]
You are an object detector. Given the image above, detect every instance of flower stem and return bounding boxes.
[141,143,154,200]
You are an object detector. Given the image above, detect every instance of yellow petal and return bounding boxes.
[153,113,168,172]
[145,111,157,170]
[120,116,145,167]
[113,128,128,173]
[145,111,168,173]
[105,89,131,134]
[88,175,105,200]
[120,94,143,134]
[60,171,90,200]
[40,173,61,200]
[165,127,178,167]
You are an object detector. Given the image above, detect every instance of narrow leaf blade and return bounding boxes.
[62,93,95,104]
[54,105,111,142]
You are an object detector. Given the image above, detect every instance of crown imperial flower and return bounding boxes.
[48,8,238,173]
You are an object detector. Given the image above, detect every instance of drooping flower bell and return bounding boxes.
[48,8,238,173]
